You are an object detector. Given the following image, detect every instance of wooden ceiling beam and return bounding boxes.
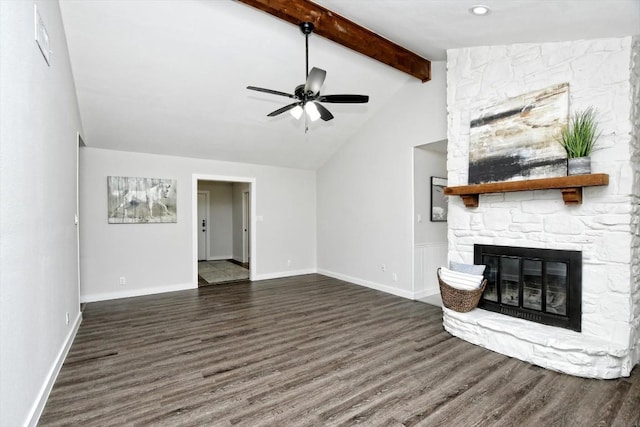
[235,0,431,82]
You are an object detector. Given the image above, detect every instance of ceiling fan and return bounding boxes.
[247,21,369,125]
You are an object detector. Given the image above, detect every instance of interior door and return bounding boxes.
[197,192,208,261]
[242,191,250,263]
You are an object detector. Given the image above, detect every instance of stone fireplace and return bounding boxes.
[444,36,640,379]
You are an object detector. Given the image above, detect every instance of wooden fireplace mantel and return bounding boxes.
[444,174,609,207]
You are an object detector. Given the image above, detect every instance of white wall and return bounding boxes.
[317,62,448,298]
[80,147,316,301]
[0,1,83,425]
[198,181,233,259]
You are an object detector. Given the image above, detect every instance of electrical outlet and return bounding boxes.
[65,312,69,325]
[381,264,386,272]
[119,276,126,285]
[392,273,398,281]
[287,259,292,267]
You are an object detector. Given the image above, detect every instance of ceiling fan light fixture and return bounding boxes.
[470,5,491,15]
[305,102,321,122]
[290,105,303,120]
[246,21,369,125]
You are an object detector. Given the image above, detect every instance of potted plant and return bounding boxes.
[558,107,601,175]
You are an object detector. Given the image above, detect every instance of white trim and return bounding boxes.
[76,132,83,306]
[206,255,234,261]
[410,145,416,297]
[414,289,441,300]
[81,282,196,303]
[27,311,82,427]
[414,242,447,300]
[193,174,257,284]
[317,269,414,300]
[252,268,317,281]
[415,242,448,249]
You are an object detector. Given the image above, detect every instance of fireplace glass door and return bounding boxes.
[475,245,581,331]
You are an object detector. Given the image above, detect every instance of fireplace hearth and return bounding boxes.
[474,244,582,332]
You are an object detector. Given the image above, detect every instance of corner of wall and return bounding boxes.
[316,61,447,296]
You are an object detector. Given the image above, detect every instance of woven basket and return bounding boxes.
[437,268,487,313]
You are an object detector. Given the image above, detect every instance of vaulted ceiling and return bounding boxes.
[59,0,640,170]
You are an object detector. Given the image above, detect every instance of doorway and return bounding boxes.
[413,140,448,305]
[193,175,255,286]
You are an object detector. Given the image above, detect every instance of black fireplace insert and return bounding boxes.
[474,244,582,332]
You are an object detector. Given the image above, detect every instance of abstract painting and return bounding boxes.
[468,83,569,184]
[108,176,177,223]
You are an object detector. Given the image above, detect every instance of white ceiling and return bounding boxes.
[59,0,640,170]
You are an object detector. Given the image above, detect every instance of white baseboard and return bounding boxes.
[206,255,233,261]
[317,269,414,300]
[81,282,197,303]
[414,288,440,300]
[28,311,82,427]
[252,268,317,281]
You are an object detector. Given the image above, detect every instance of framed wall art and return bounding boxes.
[108,176,177,224]
[431,176,448,222]
[468,83,569,184]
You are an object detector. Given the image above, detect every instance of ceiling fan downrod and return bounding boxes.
[299,22,314,80]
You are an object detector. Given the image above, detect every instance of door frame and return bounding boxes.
[197,190,210,261]
[76,132,85,301]
[192,174,256,284]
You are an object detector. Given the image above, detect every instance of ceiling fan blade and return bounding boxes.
[314,102,334,121]
[247,86,297,99]
[267,102,301,117]
[304,67,326,96]
[318,94,369,103]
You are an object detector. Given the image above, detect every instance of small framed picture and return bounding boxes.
[431,177,448,222]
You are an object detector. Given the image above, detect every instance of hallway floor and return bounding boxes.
[198,260,249,285]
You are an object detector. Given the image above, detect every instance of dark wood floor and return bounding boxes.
[40,274,640,426]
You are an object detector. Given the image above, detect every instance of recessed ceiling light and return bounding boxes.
[470,5,491,16]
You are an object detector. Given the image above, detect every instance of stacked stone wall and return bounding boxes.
[447,37,635,348]
[629,36,640,366]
